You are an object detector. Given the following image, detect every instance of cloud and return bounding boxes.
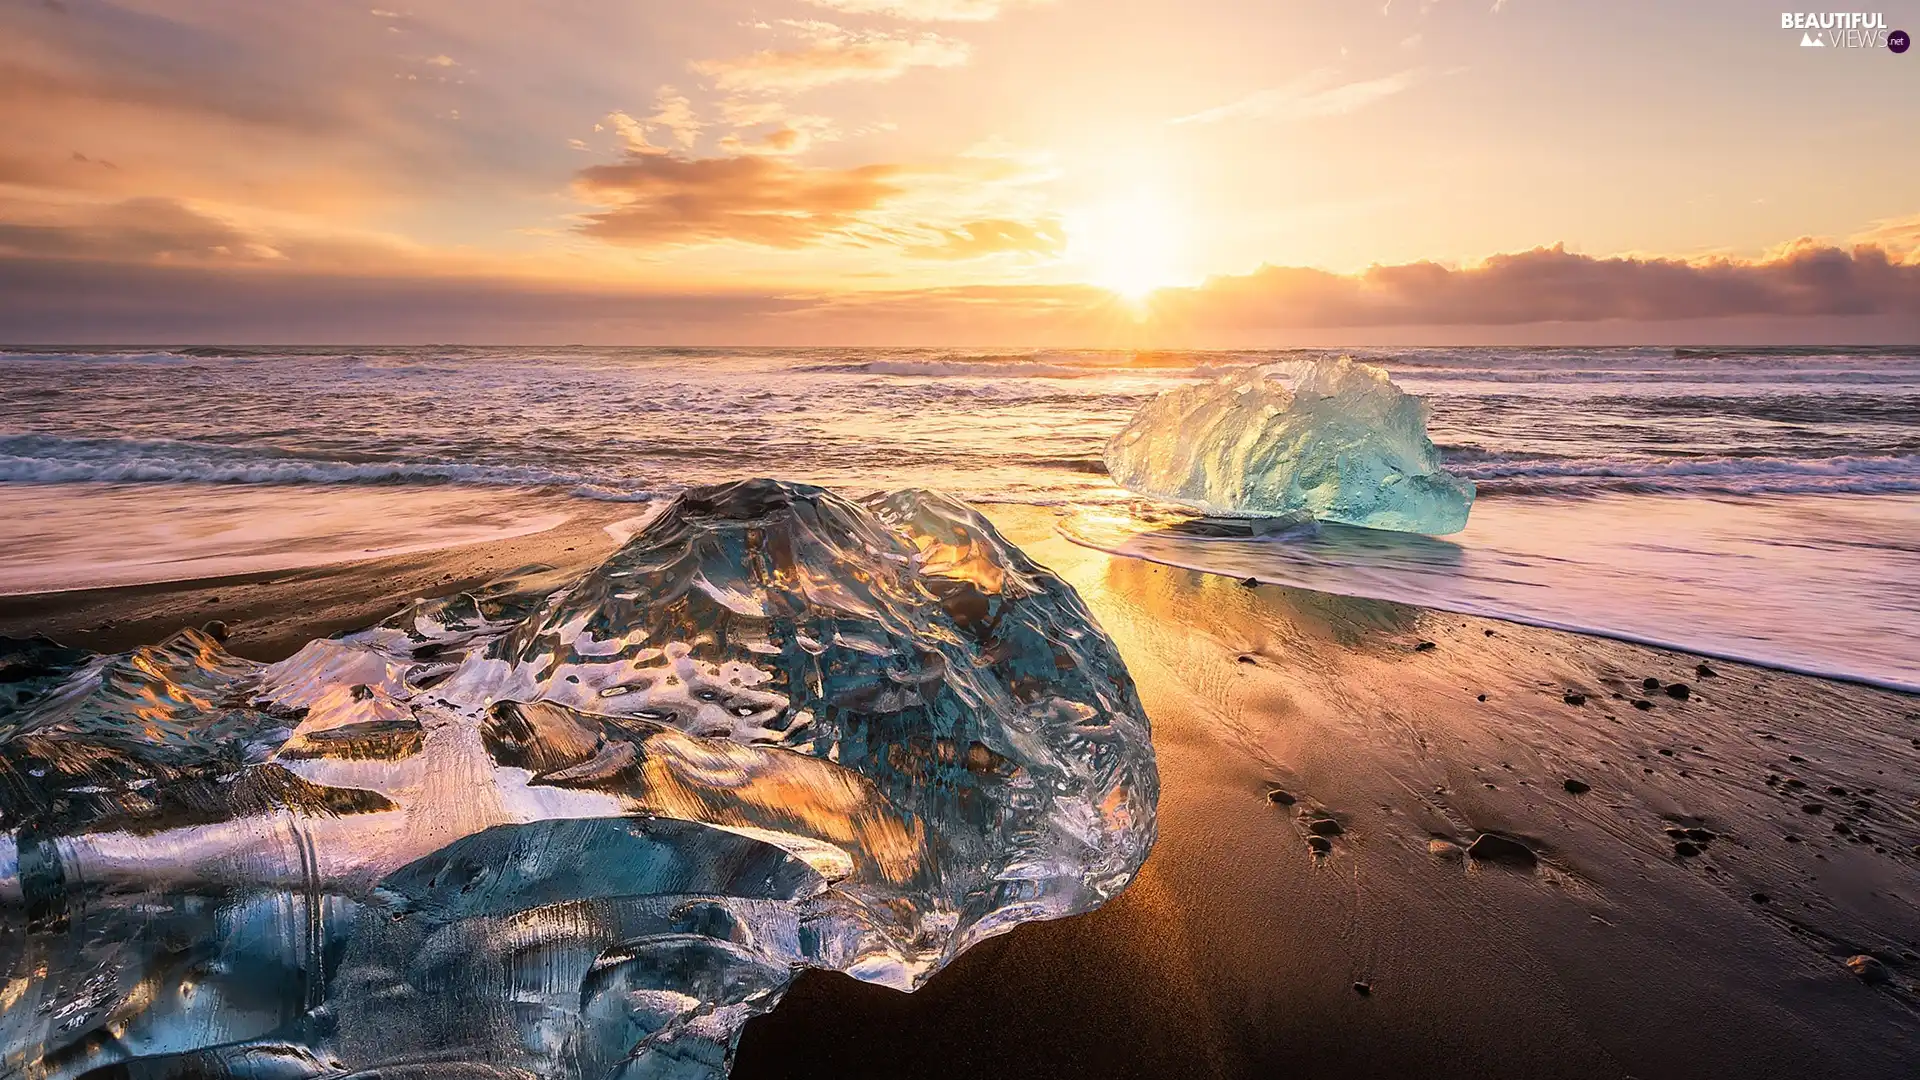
[1172,68,1422,125]
[692,22,969,93]
[797,0,1048,21]
[909,217,1066,259]
[0,197,278,262]
[606,87,705,154]
[1154,242,1920,330]
[573,152,903,248]
[0,257,808,344]
[1852,213,1920,261]
[5,216,1915,346]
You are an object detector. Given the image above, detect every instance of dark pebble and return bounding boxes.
[1801,803,1826,814]
[1563,692,1586,706]
[1642,677,1662,690]
[1466,832,1538,868]
[1633,699,1654,711]
[1240,577,1259,588]
[1788,755,1806,763]
[1673,841,1701,858]
[1266,789,1297,806]
[1477,694,1487,702]
[1751,892,1771,904]
[1307,836,1332,854]
[1237,655,1257,665]
[1685,828,1717,842]
[1414,641,1437,652]
[1783,778,1806,789]
[1483,629,1495,636]
[200,620,229,641]
[1665,683,1690,701]
[1696,662,1718,677]
[1826,786,1848,796]
[1309,818,1344,837]
[1352,982,1372,996]
[1563,778,1591,795]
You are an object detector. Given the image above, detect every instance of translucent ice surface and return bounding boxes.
[1104,357,1476,534]
[0,480,1156,1080]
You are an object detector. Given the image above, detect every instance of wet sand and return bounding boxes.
[3,505,1916,1078]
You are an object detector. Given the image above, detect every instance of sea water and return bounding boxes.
[2,345,1915,688]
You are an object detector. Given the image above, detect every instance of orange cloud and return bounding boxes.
[573,153,903,248]
[692,23,969,93]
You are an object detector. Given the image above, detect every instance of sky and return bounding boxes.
[1,0,1917,345]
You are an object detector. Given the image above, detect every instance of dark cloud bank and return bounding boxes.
[2,240,1915,345]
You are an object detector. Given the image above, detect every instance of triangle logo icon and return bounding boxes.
[1801,31,1824,46]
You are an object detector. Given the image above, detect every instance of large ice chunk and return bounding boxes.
[0,480,1156,1080]
[1104,357,1476,534]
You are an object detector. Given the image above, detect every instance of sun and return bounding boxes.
[1066,191,1190,301]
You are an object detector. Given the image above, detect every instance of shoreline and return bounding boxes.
[2,501,1917,1078]
[1062,523,1920,696]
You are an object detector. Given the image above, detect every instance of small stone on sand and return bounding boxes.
[1476,694,1487,702]
[1352,981,1371,996]
[1845,955,1892,985]
[1307,836,1332,854]
[1696,662,1718,678]
[1642,677,1662,690]
[1665,683,1690,700]
[1563,778,1591,795]
[1309,817,1344,837]
[1801,802,1826,814]
[1632,699,1654,710]
[1751,892,1770,904]
[1240,577,1258,588]
[1414,641,1437,652]
[1673,841,1701,858]
[1266,789,1297,806]
[1563,691,1586,705]
[1466,832,1538,868]
[201,620,229,641]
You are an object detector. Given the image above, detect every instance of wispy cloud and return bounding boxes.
[692,22,968,94]
[604,86,705,154]
[909,216,1066,259]
[1171,68,1421,125]
[797,0,1049,21]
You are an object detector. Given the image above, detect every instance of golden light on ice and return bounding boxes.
[1067,191,1189,301]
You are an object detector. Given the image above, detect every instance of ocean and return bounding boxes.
[2,345,1916,690]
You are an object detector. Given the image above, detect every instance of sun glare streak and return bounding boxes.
[1066,191,1190,301]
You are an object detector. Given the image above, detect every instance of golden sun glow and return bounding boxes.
[1066,192,1192,301]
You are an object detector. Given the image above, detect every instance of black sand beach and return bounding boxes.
[5,508,1916,1079]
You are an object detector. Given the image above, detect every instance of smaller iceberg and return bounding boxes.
[1103,357,1476,535]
